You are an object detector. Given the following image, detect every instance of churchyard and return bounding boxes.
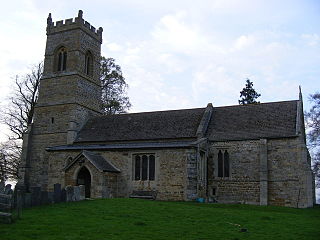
[0,198,319,240]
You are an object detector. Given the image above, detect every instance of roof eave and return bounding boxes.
[46,141,197,152]
[209,134,299,142]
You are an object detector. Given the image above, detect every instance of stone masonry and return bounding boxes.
[18,10,103,192]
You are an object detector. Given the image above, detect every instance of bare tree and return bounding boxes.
[0,62,42,180]
[0,58,130,180]
[305,92,320,187]
[0,141,21,181]
[1,62,42,140]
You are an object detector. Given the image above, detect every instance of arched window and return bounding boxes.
[224,150,229,177]
[84,51,93,76]
[218,150,223,177]
[56,47,67,71]
[217,150,230,178]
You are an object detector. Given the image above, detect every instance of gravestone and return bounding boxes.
[65,186,74,202]
[41,191,49,205]
[54,183,61,203]
[48,192,54,204]
[4,184,13,195]
[61,189,66,202]
[101,186,110,198]
[0,184,11,205]
[24,192,32,208]
[79,185,85,200]
[0,181,5,193]
[31,187,41,206]
[74,186,80,201]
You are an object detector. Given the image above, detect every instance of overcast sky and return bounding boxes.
[0,0,319,140]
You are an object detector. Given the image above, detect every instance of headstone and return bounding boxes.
[31,187,41,206]
[74,186,80,201]
[17,190,22,219]
[101,186,110,198]
[79,185,85,200]
[24,192,32,208]
[54,183,62,203]
[41,191,48,205]
[0,181,5,193]
[61,189,66,202]
[65,186,74,202]
[4,184,13,195]
[48,192,54,204]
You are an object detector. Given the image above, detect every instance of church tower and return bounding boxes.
[18,10,103,191]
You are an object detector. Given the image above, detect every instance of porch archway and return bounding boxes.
[77,166,91,198]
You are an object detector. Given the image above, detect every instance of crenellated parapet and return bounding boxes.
[46,10,103,43]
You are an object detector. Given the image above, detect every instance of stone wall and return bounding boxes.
[26,132,67,190]
[37,76,101,113]
[267,137,314,208]
[64,156,117,198]
[208,140,261,205]
[45,136,314,207]
[18,12,102,193]
[13,184,86,209]
[186,152,198,200]
[207,136,314,208]
[47,148,196,201]
[21,103,100,191]
[44,26,101,83]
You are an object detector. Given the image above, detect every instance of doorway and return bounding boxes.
[77,167,91,198]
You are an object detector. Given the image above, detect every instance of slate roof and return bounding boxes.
[75,108,205,143]
[64,151,120,173]
[66,100,299,147]
[207,100,298,141]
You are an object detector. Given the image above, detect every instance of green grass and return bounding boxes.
[0,199,319,240]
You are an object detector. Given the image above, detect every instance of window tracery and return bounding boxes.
[56,47,67,71]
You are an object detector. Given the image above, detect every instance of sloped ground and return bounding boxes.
[0,198,319,240]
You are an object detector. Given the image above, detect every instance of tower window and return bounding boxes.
[85,51,93,76]
[57,47,67,71]
[217,150,230,178]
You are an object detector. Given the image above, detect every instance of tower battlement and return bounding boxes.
[46,10,103,43]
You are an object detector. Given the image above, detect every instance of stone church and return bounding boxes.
[17,11,315,208]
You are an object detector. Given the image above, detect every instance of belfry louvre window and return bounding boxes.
[57,47,67,71]
[218,150,229,177]
[134,154,155,181]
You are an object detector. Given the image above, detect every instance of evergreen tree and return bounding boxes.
[238,79,261,105]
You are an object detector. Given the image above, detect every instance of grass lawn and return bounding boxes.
[0,198,319,240]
